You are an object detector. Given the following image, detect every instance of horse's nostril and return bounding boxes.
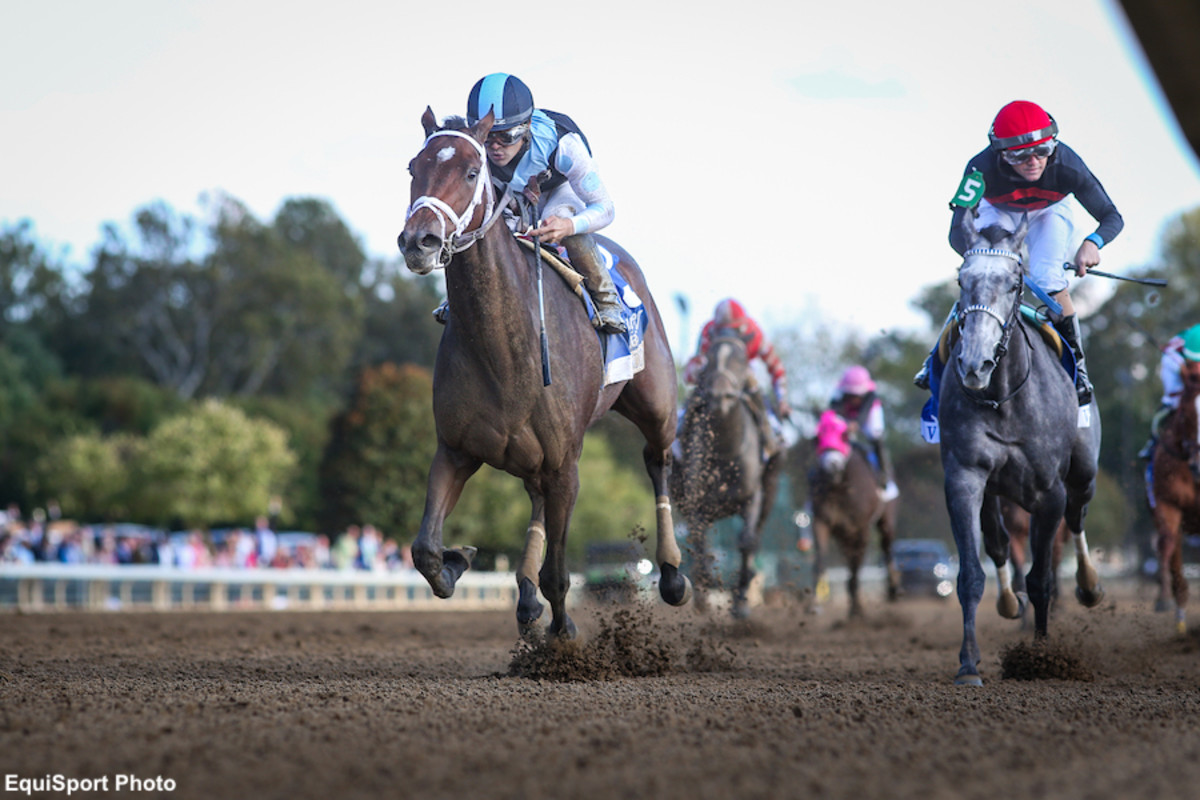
[420,234,441,253]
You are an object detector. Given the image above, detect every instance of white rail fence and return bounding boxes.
[0,564,542,613]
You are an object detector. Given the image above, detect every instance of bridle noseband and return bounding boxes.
[405,129,509,268]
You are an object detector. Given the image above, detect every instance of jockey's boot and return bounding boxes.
[873,440,899,501]
[432,300,449,325]
[563,233,626,334]
[1054,314,1094,406]
[913,302,959,390]
[913,357,932,390]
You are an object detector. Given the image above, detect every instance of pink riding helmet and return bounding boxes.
[837,365,876,396]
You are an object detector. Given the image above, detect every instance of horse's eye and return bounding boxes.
[407,159,415,176]
[466,168,479,181]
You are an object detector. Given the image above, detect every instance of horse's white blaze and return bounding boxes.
[436,146,455,162]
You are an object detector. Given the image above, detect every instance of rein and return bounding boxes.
[405,129,512,268]
[958,247,1031,409]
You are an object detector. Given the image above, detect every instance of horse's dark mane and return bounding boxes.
[440,115,470,132]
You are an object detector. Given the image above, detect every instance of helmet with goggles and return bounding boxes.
[467,73,534,132]
[989,100,1059,163]
[1182,324,1200,362]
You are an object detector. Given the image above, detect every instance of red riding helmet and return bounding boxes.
[713,298,747,326]
[988,100,1059,151]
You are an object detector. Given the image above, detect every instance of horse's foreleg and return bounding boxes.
[412,446,481,598]
[1069,529,1105,610]
[516,488,547,637]
[731,494,764,620]
[877,503,900,602]
[538,469,579,640]
[945,472,986,685]
[1025,491,1068,639]
[1152,502,1188,632]
[644,444,691,607]
[808,518,831,614]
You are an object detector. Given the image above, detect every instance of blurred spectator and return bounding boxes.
[333,525,360,571]
[91,526,119,565]
[356,524,382,571]
[252,515,277,565]
[1,530,36,564]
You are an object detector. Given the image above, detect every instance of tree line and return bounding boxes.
[3,194,1197,569]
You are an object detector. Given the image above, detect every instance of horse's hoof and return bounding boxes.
[1155,597,1170,613]
[549,614,577,641]
[516,578,544,629]
[658,563,693,607]
[1074,584,1105,609]
[996,589,1022,619]
[731,601,751,621]
[1176,620,1188,637]
[954,672,984,687]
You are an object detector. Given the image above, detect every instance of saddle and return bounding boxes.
[513,236,649,387]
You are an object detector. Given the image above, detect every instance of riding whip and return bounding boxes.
[1064,262,1167,287]
[534,234,552,386]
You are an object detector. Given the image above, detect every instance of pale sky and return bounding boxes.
[3,0,1198,357]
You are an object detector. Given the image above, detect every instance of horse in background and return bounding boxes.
[397,108,691,639]
[806,409,900,618]
[1150,357,1200,634]
[937,212,1103,685]
[671,331,783,619]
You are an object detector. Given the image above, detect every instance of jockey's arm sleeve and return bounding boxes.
[556,133,614,234]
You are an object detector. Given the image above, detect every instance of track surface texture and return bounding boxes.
[3,578,1200,800]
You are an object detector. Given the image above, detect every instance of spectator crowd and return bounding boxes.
[0,504,415,573]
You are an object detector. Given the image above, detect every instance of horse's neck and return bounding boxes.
[445,229,537,353]
[1172,388,1200,449]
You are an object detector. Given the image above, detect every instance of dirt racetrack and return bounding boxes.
[3,577,1200,800]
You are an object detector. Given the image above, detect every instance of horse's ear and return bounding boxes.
[469,109,495,144]
[1011,212,1030,247]
[421,106,438,137]
[960,204,981,246]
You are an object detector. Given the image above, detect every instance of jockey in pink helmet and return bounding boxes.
[830,365,898,501]
[683,298,790,455]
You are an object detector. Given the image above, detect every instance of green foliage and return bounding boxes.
[33,433,142,521]
[133,399,296,528]
[317,363,437,538]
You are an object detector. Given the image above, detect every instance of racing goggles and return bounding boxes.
[1001,140,1056,164]
[485,124,529,147]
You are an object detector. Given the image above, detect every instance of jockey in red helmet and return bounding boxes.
[684,299,790,455]
[916,100,1124,407]
[829,366,898,501]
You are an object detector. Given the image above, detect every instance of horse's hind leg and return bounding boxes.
[643,443,691,607]
[982,496,1022,620]
[412,446,481,598]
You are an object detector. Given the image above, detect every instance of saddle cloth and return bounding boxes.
[515,237,648,387]
[919,308,1080,444]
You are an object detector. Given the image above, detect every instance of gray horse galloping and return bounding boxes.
[938,211,1104,686]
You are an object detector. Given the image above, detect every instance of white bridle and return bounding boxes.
[405,129,496,266]
[959,247,1023,327]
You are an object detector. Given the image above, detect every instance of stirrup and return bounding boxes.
[592,305,626,334]
[1076,377,1093,406]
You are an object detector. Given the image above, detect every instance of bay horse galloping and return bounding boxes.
[1150,357,1200,634]
[671,331,783,619]
[938,212,1104,685]
[807,409,900,618]
[397,108,691,639]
